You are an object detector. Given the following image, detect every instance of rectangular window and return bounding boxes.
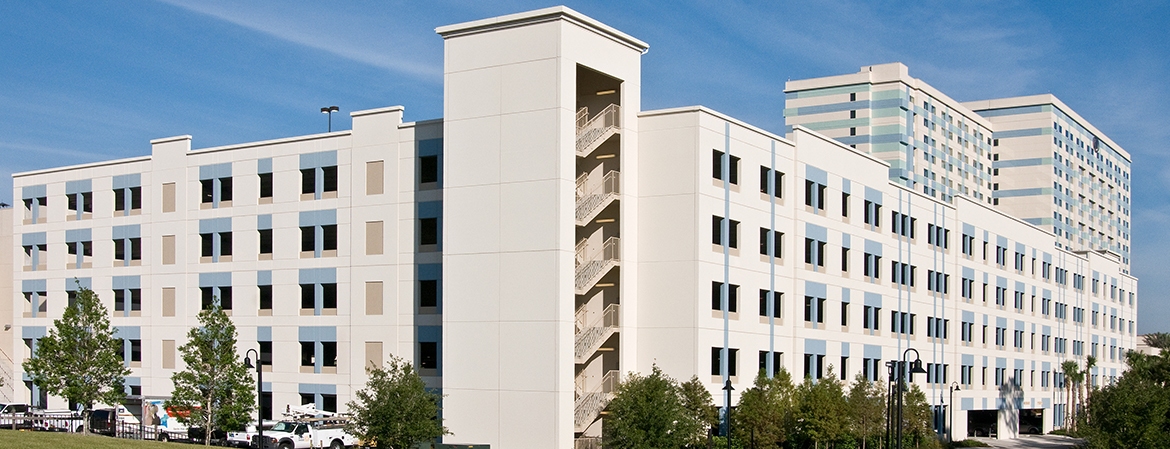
[863,306,880,330]
[841,247,850,272]
[113,289,142,313]
[804,238,826,267]
[758,351,783,377]
[803,296,825,323]
[711,347,739,376]
[113,237,142,263]
[259,285,273,311]
[201,286,232,311]
[759,166,783,197]
[419,156,439,185]
[200,177,233,206]
[712,216,739,248]
[200,231,232,261]
[804,181,826,210]
[863,358,881,381]
[113,187,142,213]
[759,290,781,318]
[305,166,338,195]
[863,253,881,279]
[419,342,438,370]
[259,229,273,255]
[420,218,438,246]
[863,200,882,227]
[419,280,438,308]
[841,302,849,326]
[803,353,825,379]
[67,190,93,217]
[841,193,850,217]
[258,172,274,199]
[301,223,339,257]
[712,150,740,184]
[711,282,739,312]
[759,228,782,256]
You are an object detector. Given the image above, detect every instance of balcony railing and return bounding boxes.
[574,370,620,432]
[575,170,620,225]
[575,304,619,363]
[574,237,620,294]
[576,104,620,157]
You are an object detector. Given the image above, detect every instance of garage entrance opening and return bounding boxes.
[967,410,997,437]
[1018,408,1043,435]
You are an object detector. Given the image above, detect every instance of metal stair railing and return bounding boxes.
[574,304,620,363]
[574,370,620,432]
[0,348,13,402]
[574,237,620,294]
[576,107,590,130]
[575,170,620,225]
[575,104,621,157]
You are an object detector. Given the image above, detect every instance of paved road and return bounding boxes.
[972,435,1085,448]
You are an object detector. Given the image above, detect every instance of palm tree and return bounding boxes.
[1143,332,1170,350]
[1081,355,1097,426]
[1060,360,1080,430]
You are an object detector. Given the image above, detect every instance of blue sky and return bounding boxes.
[2,1,1168,332]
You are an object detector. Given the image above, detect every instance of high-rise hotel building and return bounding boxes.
[8,7,1138,448]
[785,64,1132,270]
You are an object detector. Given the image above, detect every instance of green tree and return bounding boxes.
[794,369,847,449]
[166,304,255,446]
[1081,350,1170,448]
[24,286,130,434]
[1143,332,1170,350]
[345,354,447,449]
[734,369,797,448]
[604,365,692,449]
[1060,360,1081,430]
[900,384,939,449]
[1080,355,1097,427]
[680,376,718,448]
[847,373,886,449]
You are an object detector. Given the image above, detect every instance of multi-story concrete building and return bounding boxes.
[784,64,1132,270]
[964,96,1132,270]
[9,6,1138,448]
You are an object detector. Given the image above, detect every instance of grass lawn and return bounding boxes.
[0,429,179,448]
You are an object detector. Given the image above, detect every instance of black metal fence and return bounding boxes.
[0,413,193,443]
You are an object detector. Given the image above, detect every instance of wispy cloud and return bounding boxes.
[154,0,442,82]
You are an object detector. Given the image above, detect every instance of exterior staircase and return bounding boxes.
[574,304,619,364]
[574,370,620,433]
[576,104,621,158]
[575,170,620,226]
[574,237,620,295]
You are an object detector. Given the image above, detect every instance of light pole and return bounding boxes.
[885,360,897,449]
[722,380,734,449]
[948,382,961,442]
[896,348,928,449]
[321,106,339,132]
[244,348,264,449]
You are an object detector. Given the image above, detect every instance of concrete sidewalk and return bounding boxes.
[972,435,1085,448]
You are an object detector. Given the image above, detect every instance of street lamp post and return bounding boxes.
[885,360,897,449]
[321,106,339,132]
[896,348,928,449]
[722,380,734,449]
[949,382,961,442]
[244,348,264,449]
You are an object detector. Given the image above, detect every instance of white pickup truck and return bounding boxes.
[254,404,356,449]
